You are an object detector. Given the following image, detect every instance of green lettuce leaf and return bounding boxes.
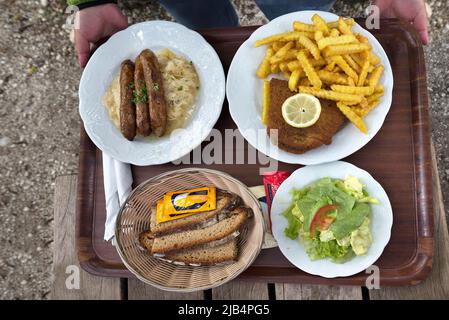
[330,202,371,239]
[303,237,352,263]
[282,205,302,240]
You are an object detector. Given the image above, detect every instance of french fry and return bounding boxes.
[356,35,380,65]
[299,77,312,87]
[369,65,384,87]
[312,14,330,35]
[357,59,370,86]
[350,53,366,67]
[293,21,316,32]
[336,102,367,133]
[262,80,270,124]
[298,86,362,104]
[324,43,371,57]
[288,68,302,91]
[351,53,374,73]
[347,77,356,86]
[255,31,312,47]
[356,34,368,43]
[352,107,363,117]
[352,99,380,117]
[283,71,291,79]
[272,41,285,52]
[369,51,381,65]
[338,17,352,35]
[367,98,381,113]
[297,51,322,89]
[254,32,294,47]
[354,36,380,65]
[298,34,321,60]
[256,47,274,78]
[327,18,355,29]
[317,69,348,85]
[314,30,324,42]
[360,49,369,62]
[255,32,290,47]
[269,42,294,64]
[310,57,327,67]
[331,55,358,81]
[367,92,383,103]
[330,28,340,37]
[359,97,369,108]
[287,60,300,72]
[373,84,384,94]
[334,67,344,74]
[287,59,324,72]
[270,48,298,64]
[279,61,288,73]
[343,54,361,73]
[317,34,357,50]
[271,63,280,73]
[325,61,336,71]
[331,85,374,95]
[283,31,315,41]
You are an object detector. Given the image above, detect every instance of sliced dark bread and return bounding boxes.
[163,240,238,266]
[139,232,238,266]
[149,206,252,255]
[165,239,238,266]
[149,189,240,236]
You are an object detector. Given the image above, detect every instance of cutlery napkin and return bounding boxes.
[103,152,133,242]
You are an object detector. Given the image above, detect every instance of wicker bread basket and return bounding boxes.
[115,168,264,292]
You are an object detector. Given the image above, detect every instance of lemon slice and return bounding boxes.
[281,93,321,128]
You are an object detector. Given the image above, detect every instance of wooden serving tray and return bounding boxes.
[76,20,433,286]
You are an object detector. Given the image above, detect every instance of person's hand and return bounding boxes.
[74,4,128,67]
[372,0,429,44]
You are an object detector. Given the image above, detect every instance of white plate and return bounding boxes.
[271,161,393,278]
[79,21,225,165]
[227,11,393,165]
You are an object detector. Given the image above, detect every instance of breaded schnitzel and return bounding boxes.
[267,78,346,154]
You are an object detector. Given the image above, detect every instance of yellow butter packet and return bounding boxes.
[156,187,216,224]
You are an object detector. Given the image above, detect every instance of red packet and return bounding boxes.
[263,171,291,231]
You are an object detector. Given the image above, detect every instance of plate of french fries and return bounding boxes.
[226,11,393,165]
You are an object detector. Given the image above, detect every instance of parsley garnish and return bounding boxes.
[133,85,148,104]
[152,82,159,92]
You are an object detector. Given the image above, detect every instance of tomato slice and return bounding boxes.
[309,204,337,236]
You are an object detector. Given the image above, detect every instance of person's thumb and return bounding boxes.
[75,31,91,68]
[413,9,429,45]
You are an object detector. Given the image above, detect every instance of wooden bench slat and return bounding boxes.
[50,175,122,300]
[127,278,204,300]
[212,282,269,300]
[370,144,449,299]
[275,284,362,300]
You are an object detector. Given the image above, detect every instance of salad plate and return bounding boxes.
[271,161,393,278]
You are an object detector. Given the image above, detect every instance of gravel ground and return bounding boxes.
[0,0,447,299]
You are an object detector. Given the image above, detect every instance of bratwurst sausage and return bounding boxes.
[134,55,151,136]
[119,60,136,141]
[139,49,167,137]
